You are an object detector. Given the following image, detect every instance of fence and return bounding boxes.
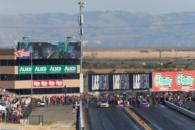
[28,115,43,126]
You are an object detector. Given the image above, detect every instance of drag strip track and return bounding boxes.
[185,102,195,113]
[134,105,195,130]
[88,104,144,130]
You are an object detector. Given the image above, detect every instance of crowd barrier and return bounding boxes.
[165,101,195,120]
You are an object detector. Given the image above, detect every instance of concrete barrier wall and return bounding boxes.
[165,101,195,120]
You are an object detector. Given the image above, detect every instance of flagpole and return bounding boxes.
[22,36,33,97]
[30,50,33,98]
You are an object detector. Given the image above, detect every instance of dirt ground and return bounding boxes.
[84,49,195,60]
[30,105,76,125]
[0,105,76,130]
[0,123,75,130]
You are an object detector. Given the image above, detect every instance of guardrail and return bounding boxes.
[80,100,85,130]
[165,101,195,120]
[76,108,80,130]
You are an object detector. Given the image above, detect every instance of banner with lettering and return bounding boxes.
[18,65,77,74]
[152,71,195,91]
[33,80,64,87]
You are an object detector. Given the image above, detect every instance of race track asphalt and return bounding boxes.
[185,102,195,113]
[133,104,195,130]
[88,104,144,130]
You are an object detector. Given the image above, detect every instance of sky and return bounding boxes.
[0,0,195,14]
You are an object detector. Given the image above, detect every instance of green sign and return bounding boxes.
[64,65,77,73]
[18,65,77,74]
[48,65,63,74]
[18,66,32,74]
[33,66,47,74]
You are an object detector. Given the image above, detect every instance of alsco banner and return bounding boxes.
[152,71,195,91]
[33,80,64,87]
[18,65,77,74]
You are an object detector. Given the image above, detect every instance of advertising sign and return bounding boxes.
[64,65,77,73]
[33,66,48,74]
[113,74,129,90]
[92,74,109,91]
[18,66,32,74]
[33,80,64,87]
[17,41,81,59]
[133,74,150,90]
[18,65,77,74]
[152,71,195,91]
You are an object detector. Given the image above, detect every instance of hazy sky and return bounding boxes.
[0,0,195,14]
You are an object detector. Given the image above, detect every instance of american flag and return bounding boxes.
[15,49,30,57]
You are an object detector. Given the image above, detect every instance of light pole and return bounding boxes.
[78,1,84,74]
[78,1,85,130]
[78,1,85,94]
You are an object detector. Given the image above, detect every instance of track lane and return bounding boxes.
[134,104,195,130]
[88,104,143,130]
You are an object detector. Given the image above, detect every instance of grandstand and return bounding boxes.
[0,41,81,96]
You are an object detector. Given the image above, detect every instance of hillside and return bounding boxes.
[0,11,195,49]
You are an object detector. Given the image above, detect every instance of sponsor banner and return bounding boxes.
[18,66,32,74]
[18,65,77,74]
[113,74,129,90]
[33,80,64,87]
[91,74,109,91]
[152,71,195,91]
[64,65,77,73]
[133,74,150,90]
[33,66,48,74]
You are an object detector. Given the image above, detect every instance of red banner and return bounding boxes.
[152,71,195,91]
[33,80,64,87]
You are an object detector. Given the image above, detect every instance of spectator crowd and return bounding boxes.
[36,95,80,106]
[0,90,32,123]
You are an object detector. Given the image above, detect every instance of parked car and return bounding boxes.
[140,99,150,108]
[117,100,130,107]
[97,100,109,108]
[37,101,46,107]
[0,104,6,111]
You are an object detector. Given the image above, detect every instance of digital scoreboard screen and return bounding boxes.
[133,74,150,90]
[17,41,81,59]
[91,74,109,91]
[113,74,129,90]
